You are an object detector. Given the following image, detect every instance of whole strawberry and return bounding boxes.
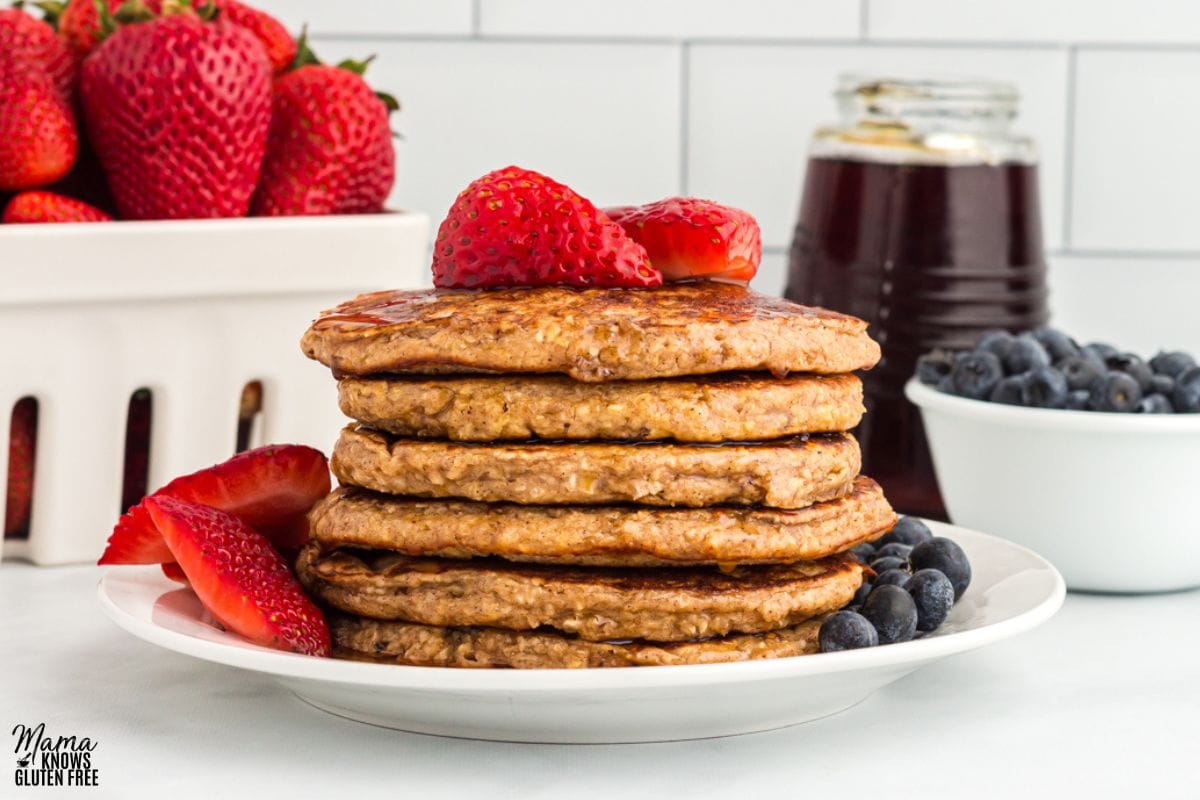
[431,166,661,289]
[0,59,77,191]
[252,41,395,216]
[57,0,293,72]
[215,0,294,73]
[0,5,74,97]
[55,0,122,61]
[80,9,272,219]
[5,398,36,539]
[2,189,111,222]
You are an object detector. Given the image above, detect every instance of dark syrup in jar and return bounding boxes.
[787,157,1048,519]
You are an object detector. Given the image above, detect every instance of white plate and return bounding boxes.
[97,521,1064,744]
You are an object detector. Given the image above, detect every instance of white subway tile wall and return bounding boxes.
[272,1,473,37]
[478,0,860,40]
[1071,50,1200,252]
[868,0,1200,44]
[274,0,1199,347]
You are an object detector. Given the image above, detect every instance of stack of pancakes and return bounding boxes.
[297,283,895,668]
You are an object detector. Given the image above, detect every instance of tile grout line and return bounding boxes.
[679,42,691,196]
[1060,46,1078,250]
[470,0,481,37]
[315,32,1200,51]
[859,0,869,40]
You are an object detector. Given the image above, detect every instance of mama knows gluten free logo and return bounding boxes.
[12,723,99,789]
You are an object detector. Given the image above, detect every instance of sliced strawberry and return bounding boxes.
[605,198,761,284]
[146,496,330,656]
[103,503,174,563]
[98,444,330,565]
[161,561,188,584]
[431,165,662,289]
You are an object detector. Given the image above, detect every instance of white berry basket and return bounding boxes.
[0,212,430,565]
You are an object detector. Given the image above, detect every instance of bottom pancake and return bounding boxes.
[330,614,824,668]
[297,547,863,642]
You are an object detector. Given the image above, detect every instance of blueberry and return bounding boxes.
[874,569,911,588]
[875,542,913,560]
[1003,333,1051,375]
[915,350,955,386]
[1065,389,1091,410]
[906,569,956,632]
[1058,355,1105,391]
[909,537,972,600]
[1150,351,1197,379]
[1032,327,1079,361]
[869,556,907,574]
[1106,353,1154,392]
[936,375,955,394]
[819,610,878,652]
[861,584,918,645]
[881,517,934,547]
[1085,342,1119,361]
[1020,367,1069,409]
[1079,345,1108,370]
[989,375,1026,406]
[849,542,877,563]
[851,581,873,607]
[975,329,1015,359]
[1137,394,1174,414]
[950,351,1004,399]
[1172,367,1200,413]
[1150,374,1175,396]
[1089,371,1142,413]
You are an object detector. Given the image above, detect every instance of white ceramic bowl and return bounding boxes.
[0,213,430,565]
[906,379,1200,593]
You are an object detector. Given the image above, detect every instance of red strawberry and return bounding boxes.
[252,41,395,217]
[99,444,330,565]
[80,11,272,219]
[161,561,188,583]
[4,398,36,539]
[0,6,74,97]
[56,0,122,61]
[215,0,294,73]
[431,166,662,289]
[56,0,292,72]
[2,189,111,222]
[0,59,77,191]
[146,495,330,656]
[605,198,761,284]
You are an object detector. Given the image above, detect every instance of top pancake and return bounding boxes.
[301,283,880,382]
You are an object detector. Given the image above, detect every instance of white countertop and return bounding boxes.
[2,561,1198,799]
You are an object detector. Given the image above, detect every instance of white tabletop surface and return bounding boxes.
[2,561,1198,799]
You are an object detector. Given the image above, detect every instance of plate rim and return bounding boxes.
[96,521,1066,692]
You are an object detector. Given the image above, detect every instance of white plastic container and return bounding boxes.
[907,379,1200,593]
[1,213,429,565]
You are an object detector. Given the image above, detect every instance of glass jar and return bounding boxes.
[786,76,1049,519]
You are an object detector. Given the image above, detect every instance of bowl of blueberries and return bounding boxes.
[905,328,1200,593]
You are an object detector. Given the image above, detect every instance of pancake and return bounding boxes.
[330,615,825,668]
[300,283,880,381]
[306,476,895,567]
[337,372,865,443]
[298,548,862,642]
[331,426,860,509]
